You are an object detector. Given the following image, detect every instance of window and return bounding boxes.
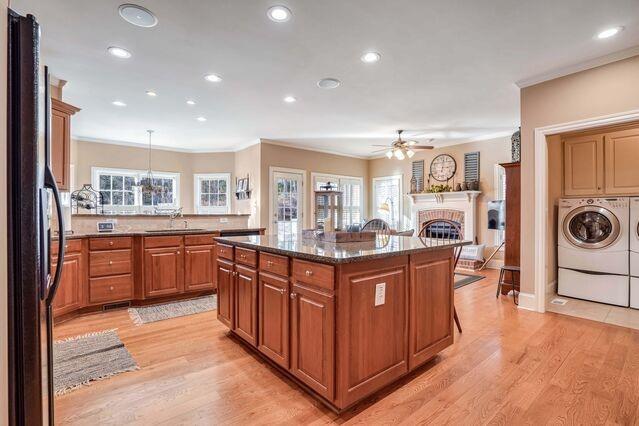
[372,175,403,229]
[312,174,364,228]
[92,167,180,213]
[494,164,506,247]
[194,173,231,214]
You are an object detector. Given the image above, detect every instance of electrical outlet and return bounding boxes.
[220,218,229,223]
[375,283,386,306]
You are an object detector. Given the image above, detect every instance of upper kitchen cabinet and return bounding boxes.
[51,98,80,191]
[604,128,639,195]
[563,134,604,196]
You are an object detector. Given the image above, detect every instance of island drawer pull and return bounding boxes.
[267,260,273,267]
[305,270,313,276]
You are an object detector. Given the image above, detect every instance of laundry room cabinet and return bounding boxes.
[563,127,639,196]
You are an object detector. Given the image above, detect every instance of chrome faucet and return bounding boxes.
[168,207,183,229]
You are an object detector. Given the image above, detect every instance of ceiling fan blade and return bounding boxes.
[370,148,389,153]
[371,144,390,147]
[411,146,434,150]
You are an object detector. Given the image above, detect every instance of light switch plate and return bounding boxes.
[375,283,386,306]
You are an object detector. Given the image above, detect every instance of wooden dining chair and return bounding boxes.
[362,218,392,235]
[419,219,464,334]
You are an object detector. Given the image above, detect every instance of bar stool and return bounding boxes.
[496,265,520,305]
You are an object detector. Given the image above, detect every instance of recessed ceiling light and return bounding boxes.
[186,100,196,105]
[317,78,341,89]
[267,5,291,22]
[597,26,623,39]
[118,4,158,28]
[146,90,157,97]
[283,96,296,103]
[107,46,132,59]
[196,116,207,122]
[204,73,222,83]
[361,51,381,63]
[112,100,126,107]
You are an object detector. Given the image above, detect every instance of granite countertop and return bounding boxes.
[71,213,250,218]
[215,235,472,264]
[55,227,265,240]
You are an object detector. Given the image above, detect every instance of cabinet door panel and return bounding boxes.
[258,272,289,368]
[605,129,639,194]
[216,259,234,328]
[409,252,454,370]
[52,253,83,317]
[563,135,604,196]
[51,108,69,190]
[185,245,214,292]
[291,285,334,400]
[234,264,258,346]
[144,247,184,297]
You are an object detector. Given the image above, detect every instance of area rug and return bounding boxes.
[454,273,485,289]
[53,329,138,395]
[128,294,217,325]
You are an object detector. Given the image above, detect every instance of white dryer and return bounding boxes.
[630,197,639,309]
[558,197,630,306]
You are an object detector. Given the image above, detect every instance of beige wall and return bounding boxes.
[1,0,9,421]
[520,54,639,294]
[259,141,370,231]
[368,136,511,254]
[73,139,235,215]
[234,143,261,228]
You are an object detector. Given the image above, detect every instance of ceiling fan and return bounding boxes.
[371,130,434,160]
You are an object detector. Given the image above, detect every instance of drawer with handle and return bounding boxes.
[216,243,234,261]
[89,249,132,277]
[52,238,82,257]
[259,252,289,277]
[236,247,257,267]
[88,274,133,304]
[185,234,216,246]
[89,237,132,251]
[292,259,334,291]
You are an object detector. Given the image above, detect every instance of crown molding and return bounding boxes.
[516,46,639,88]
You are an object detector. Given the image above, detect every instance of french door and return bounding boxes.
[272,170,304,238]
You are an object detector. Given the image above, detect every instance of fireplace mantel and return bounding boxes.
[409,190,481,242]
[409,190,481,204]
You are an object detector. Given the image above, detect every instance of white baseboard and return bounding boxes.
[517,292,538,311]
[546,280,557,297]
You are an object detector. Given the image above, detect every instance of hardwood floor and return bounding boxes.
[53,269,639,425]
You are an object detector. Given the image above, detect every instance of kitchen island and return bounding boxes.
[214,234,471,412]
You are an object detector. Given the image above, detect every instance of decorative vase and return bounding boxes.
[511,127,521,162]
[455,183,462,192]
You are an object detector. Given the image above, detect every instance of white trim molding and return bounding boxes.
[532,108,639,314]
[517,292,537,312]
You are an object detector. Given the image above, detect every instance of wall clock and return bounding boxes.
[430,154,457,182]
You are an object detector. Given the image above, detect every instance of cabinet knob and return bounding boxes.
[290,292,297,299]
[64,245,68,249]
[279,288,286,294]
[177,250,180,255]
[109,286,114,291]
[109,241,114,246]
[267,261,273,267]
[240,254,246,259]
[109,260,113,265]
[305,270,313,277]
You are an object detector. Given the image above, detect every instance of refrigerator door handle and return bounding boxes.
[44,165,65,306]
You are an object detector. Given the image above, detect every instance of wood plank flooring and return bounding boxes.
[53,269,639,425]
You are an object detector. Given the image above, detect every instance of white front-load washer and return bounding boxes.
[558,197,630,306]
[630,197,639,309]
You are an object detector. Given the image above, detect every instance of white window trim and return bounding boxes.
[193,173,232,214]
[268,166,307,234]
[372,175,403,229]
[493,164,506,249]
[91,166,180,213]
[310,172,364,228]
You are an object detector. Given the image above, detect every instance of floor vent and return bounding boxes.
[550,298,568,306]
[103,301,131,311]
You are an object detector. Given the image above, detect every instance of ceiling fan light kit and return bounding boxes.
[378,130,434,160]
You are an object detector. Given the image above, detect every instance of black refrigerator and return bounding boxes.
[7,10,67,425]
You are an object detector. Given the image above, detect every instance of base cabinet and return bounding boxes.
[144,247,184,297]
[258,272,289,369]
[185,245,215,292]
[290,284,334,401]
[217,258,234,328]
[52,253,83,317]
[234,264,258,346]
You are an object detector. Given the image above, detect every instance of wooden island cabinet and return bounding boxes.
[215,235,469,412]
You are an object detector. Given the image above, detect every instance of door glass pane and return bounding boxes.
[569,212,612,243]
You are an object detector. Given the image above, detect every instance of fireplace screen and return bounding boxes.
[421,220,462,239]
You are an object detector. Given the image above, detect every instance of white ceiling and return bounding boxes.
[12,0,639,156]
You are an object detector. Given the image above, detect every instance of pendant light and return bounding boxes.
[137,130,166,200]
